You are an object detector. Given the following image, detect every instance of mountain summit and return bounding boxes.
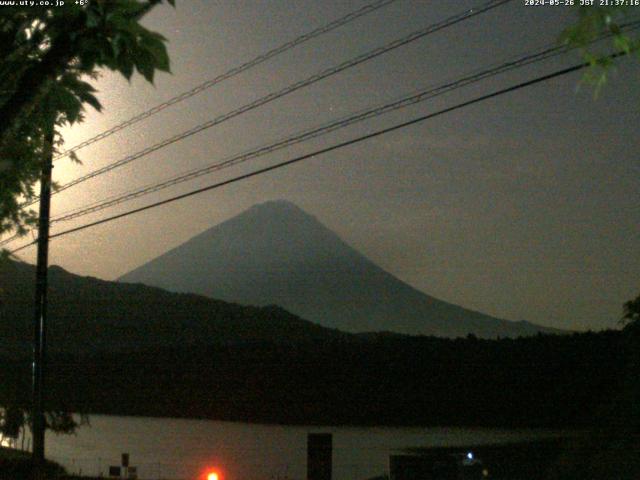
[119,200,556,338]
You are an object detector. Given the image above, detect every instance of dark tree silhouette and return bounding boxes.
[622,293,640,328]
[0,0,174,236]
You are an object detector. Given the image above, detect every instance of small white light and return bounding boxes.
[467,452,474,460]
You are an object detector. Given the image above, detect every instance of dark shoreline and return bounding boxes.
[1,328,632,430]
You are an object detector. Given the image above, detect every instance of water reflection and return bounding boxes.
[23,414,571,480]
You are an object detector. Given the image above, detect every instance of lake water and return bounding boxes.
[30,415,568,480]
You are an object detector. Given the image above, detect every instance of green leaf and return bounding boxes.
[613,35,631,54]
[134,48,156,83]
[140,32,170,72]
[119,58,134,80]
[79,90,102,112]
[51,87,83,124]
[86,9,100,28]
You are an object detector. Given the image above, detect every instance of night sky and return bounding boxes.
[11,0,640,332]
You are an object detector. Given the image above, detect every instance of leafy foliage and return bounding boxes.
[0,329,627,429]
[0,0,175,237]
[622,293,640,327]
[560,5,640,91]
[0,407,24,440]
[0,0,175,440]
[0,447,66,480]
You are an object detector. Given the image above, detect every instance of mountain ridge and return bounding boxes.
[119,200,562,338]
[0,258,353,356]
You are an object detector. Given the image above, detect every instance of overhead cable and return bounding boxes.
[50,42,566,224]
[53,0,401,161]
[23,0,512,208]
[10,52,621,255]
[46,16,640,225]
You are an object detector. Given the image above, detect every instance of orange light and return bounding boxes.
[207,472,219,480]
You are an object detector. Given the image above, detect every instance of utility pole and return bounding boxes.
[32,126,54,480]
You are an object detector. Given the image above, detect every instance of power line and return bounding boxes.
[10,53,619,256]
[22,0,512,208]
[49,42,566,224]
[18,18,638,232]
[0,232,21,248]
[4,17,637,249]
[52,0,400,162]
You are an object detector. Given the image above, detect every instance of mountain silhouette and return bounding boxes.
[0,258,351,356]
[119,200,559,338]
